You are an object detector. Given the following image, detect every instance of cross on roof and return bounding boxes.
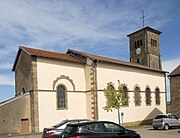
[140,10,146,28]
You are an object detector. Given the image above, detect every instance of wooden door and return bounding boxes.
[21,119,29,134]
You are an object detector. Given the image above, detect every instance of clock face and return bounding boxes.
[136,48,141,55]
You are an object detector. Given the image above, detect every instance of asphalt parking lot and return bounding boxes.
[1,127,180,138]
[134,127,180,138]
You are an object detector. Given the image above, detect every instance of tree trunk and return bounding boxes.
[118,108,120,125]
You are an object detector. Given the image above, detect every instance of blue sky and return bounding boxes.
[0,0,179,102]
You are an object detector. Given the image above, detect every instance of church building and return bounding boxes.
[0,27,167,134]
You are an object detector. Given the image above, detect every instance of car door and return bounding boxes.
[79,123,110,138]
[167,114,173,127]
[103,122,131,138]
[170,115,179,126]
[79,122,131,138]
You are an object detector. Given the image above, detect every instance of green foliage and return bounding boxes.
[103,81,126,112]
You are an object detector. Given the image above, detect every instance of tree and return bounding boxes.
[103,80,126,125]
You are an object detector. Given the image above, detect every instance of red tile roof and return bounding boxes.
[12,46,85,71]
[12,46,167,73]
[67,49,167,73]
[21,46,84,63]
[169,65,180,77]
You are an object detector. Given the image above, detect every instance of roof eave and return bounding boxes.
[168,74,180,77]
[12,46,33,71]
[67,49,96,61]
[127,26,162,37]
[98,60,167,73]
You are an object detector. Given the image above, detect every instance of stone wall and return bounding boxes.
[170,75,180,118]
[14,50,39,133]
[0,94,31,135]
[128,28,161,70]
[15,51,33,95]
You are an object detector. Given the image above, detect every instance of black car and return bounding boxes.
[60,121,141,138]
[42,119,89,138]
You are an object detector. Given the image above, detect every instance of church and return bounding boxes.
[0,26,167,134]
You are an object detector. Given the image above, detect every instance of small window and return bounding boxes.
[140,39,143,46]
[146,87,151,105]
[135,41,137,48]
[123,86,128,106]
[22,88,26,94]
[134,87,141,106]
[154,40,157,46]
[57,85,67,109]
[151,39,157,46]
[155,88,160,105]
[151,39,153,45]
[137,40,140,48]
[137,58,140,63]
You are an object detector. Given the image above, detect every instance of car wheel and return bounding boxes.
[153,127,158,130]
[164,124,169,130]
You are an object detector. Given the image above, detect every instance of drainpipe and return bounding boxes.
[92,60,98,120]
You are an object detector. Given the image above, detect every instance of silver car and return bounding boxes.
[152,113,180,130]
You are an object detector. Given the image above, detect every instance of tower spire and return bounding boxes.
[140,10,146,28]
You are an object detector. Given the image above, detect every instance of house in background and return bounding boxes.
[0,27,167,134]
[168,65,180,118]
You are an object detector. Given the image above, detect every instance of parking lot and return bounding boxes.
[134,127,180,138]
[1,127,180,138]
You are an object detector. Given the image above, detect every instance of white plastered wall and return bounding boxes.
[36,58,87,131]
[96,62,166,124]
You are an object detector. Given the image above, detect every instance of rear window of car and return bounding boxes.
[64,126,75,134]
[155,115,167,119]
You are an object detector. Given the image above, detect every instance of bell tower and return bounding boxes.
[127,26,162,70]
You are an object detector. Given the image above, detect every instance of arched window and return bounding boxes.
[57,85,67,109]
[22,88,26,94]
[137,58,140,63]
[123,86,128,106]
[155,88,160,105]
[134,86,141,106]
[140,39,143,46]
[146,87,151,105]
[137,40,140,48]
[135,41,137,48]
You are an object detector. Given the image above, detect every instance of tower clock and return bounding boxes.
[127,26,162,70]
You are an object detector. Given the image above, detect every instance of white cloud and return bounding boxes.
[0,63,12,70]
[0,0,178,84]
[162,57,180,73]
[0,0,175,52]
[0,75,14,85]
